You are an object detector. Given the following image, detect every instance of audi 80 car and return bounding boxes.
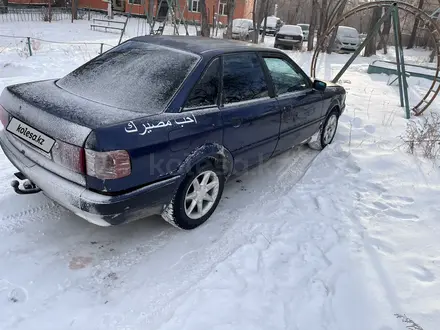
[0,36,346,230]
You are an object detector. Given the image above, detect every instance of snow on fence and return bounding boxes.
[0,34,115,60]
[0,7,104,23]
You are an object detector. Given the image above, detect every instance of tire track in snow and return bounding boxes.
[0,201,57,223]
[0,146,321,330]
[100,146,321,329]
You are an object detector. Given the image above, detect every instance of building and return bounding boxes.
[8,0,255,25]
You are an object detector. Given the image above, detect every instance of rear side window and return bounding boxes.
[56,41,200,113]
[222,53,269,104]
[185,58,220,109]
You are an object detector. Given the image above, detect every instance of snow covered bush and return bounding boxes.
[395,314,424,330]
[403,112,440,159]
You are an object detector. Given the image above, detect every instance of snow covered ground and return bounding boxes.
[1,19,440,330]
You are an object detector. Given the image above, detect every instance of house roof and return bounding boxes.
[131,35,275,56]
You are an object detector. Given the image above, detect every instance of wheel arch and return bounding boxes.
[327,99,342,117]
[177,143,234,179]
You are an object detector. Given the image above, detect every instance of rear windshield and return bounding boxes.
[233,19,252,28]
[264,16,279,27]
[56,41,200,113]
[279,25,302,35]
[337,26,359,38]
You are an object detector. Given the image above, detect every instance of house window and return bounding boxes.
[219,1,227,16]
[190,0,200,12]
[128,0,142,4]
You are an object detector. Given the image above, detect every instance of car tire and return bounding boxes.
[161,161,225,230]
[308,109,339,150]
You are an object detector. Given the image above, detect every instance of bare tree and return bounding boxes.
[317,0,328,48]
[200,0,210,37]
[148,0,154,24]
[307,0,319,51]
[225,0,236,39]
[326,0,348,54]
[252,0,267,44]
[377,8,392,54]
[260,0,270,43]
[407,0,424,49]
[364,6,382,57]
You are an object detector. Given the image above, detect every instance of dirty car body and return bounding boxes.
[0,36,346,229]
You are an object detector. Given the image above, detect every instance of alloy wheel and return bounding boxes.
[323,114,338,145]
[184,170,220,220]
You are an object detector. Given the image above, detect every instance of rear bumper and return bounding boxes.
[0,130,181,226]
[275,39,303,47]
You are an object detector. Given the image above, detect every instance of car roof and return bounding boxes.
[234,18,252,22]
[338,26,357,30]
[131,35,276,57]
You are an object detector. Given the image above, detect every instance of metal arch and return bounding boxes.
[310,0,440,116]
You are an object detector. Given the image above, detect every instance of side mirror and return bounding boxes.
[313,80,327,91]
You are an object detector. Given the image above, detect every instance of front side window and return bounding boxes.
[185,58,220,108]
[263,57,310,94]
[222,53,269,104]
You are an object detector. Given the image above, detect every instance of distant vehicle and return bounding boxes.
[332,26,361,53]
[297,23,310,41]
[260,16,283,36]
[274,25,304,50]
[0,36,346,230]
[229,18,254,41]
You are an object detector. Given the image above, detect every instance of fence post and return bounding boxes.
[27,37,33,56]
[100,43,103,54]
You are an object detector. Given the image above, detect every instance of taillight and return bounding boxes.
[85,149,131,180]
[0,105,9,129]
[52,140,85,174]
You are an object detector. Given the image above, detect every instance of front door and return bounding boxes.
[261,55,324,154]
[113,0,124,11]
[220,52,281,173]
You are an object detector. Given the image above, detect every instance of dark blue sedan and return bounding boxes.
[0,36,346,230]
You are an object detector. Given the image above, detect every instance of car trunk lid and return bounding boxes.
[0,80,147,186]
[1,79,148,146]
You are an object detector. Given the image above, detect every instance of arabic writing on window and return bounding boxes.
[222,53,269,104]
[263,57,309,94]
[185,58,220,108]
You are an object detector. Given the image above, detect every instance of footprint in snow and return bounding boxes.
[368,237,395,255]
[69,256,93,270]
[8,287,27,303]
[382,208,419,221]
[0,279,28,303]
[411,265,436,283]
[364,124,376,134]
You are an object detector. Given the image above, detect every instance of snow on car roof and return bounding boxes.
[132,35,269,55]
[233,18,253,26]
[337,26,359,37]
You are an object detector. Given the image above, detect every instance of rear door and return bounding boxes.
[261,54,324,154]
[220,52,280,173]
